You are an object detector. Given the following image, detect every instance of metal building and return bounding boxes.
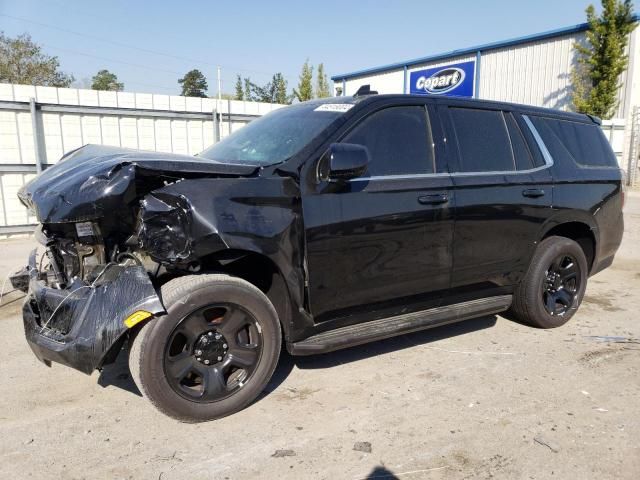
[331,18,640,183]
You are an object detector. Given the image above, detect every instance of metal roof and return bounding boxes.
[331,15,640,81]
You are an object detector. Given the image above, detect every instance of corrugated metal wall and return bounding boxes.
[0,83,283,232]
[479,32,631,119]
[341,31,633,118]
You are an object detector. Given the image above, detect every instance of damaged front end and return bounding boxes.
[14,249,164,374]
[14,144,304,374]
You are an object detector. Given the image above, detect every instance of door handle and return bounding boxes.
[522,188,545,198]
[418,193,449,205]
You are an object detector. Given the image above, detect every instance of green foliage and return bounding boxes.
[237,73,291,104]
[91,69,124,91]
[272,73,290,104]
[0,32,74,87]
[315,63,330,98]
[235,75,244,100]
[572,0,637,119]
[178,69,208,97]
[293,59,314,102]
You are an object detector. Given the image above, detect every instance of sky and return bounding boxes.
[1,0,601,96]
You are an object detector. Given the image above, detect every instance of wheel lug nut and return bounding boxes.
[195,350,202,355]
[204,359,210,365]
[217,356,222,361]
[223,343,227,349]
[208,332,213,336]
[215,333,221,339]
[196,357,201,361]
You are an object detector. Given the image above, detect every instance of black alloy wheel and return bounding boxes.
[164,304,263,402]
[542,254,581,317]
[129,274,281,422]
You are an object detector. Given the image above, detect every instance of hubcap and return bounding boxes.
[163,304,263,402]
[542,254,581,316]
[194,331,229,365]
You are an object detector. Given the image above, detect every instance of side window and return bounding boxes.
[529,116,618,168]
[449,108,515,172]
[505,113,535,171]
[342,106,435,176]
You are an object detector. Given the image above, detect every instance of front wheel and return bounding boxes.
[129,274,281,422]
[510,236,588,328]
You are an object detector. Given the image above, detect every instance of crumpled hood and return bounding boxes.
[18,144,258,223]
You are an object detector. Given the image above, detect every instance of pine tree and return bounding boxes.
[315,63,330,98]
[178,69,208,97]
[272,73,290,104]
[235,75,244,100]
[571,0,637,119]
[244,77,252,100]
[293,59,314,102]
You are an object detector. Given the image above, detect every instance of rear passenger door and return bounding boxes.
[438,103,553,299]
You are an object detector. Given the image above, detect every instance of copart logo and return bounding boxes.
[415,67,465,94]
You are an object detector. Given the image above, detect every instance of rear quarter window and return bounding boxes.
[528,116,618,168]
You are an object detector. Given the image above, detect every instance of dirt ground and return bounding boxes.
[0,194,639,480]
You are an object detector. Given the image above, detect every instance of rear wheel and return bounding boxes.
[129,274,281,422]
[510,236,588,328]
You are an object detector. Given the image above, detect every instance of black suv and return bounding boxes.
[12,93,624,422]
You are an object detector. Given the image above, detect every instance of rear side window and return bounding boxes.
[528,116,618,168]
[449,108,515,172]
[343,106,435,176]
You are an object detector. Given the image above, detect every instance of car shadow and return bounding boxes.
[98,315,498,400]
[292,315,498,370]
[263,315,498,394]
[97,345,142,396]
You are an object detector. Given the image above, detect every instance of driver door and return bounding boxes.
[302,102,454,323]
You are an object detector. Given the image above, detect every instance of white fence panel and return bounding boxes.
[0,83,285,234]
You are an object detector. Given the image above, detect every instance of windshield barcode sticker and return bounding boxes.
[314,104,354,113]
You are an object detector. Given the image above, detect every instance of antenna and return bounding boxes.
[354,85,379,97]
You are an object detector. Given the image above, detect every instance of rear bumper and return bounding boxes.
[17,250,164,374]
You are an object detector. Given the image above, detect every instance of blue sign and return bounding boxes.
[409,60,476,97]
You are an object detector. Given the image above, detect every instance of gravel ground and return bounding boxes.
[0,193,638,480]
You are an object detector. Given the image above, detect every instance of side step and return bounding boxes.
[288,295,512,356]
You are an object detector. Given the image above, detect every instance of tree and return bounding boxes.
[240,73,291,104]
[272,73,290,104]
[316,63,330,98]
[293,59,313,102]
[178,69,208,97]
[235,75,244,100]
[91,69,124,91]
[0,32,74,87]
[571,0,637,119]
[244,77,252,100]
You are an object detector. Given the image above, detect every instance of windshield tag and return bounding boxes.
[314,104,354,113]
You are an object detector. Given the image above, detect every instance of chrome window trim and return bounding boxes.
[348,114,556,183]
[521,115,555,168]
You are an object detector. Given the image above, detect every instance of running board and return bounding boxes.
[288,295,512,356]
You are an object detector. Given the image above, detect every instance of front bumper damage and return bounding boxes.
[14,250,164,374]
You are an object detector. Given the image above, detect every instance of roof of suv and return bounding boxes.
[318,94,597,124]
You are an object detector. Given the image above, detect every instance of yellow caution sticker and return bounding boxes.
[124,310,153,329]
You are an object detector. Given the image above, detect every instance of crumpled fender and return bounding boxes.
[138,176,306,315]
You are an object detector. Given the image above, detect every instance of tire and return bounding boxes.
[510,236,588,328]
[129,274,281,422]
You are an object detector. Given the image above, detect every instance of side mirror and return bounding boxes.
[321,143,370,181]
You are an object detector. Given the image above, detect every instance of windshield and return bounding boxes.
[199,102,351,165]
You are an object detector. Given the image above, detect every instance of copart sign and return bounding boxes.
[409,60,476,97]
